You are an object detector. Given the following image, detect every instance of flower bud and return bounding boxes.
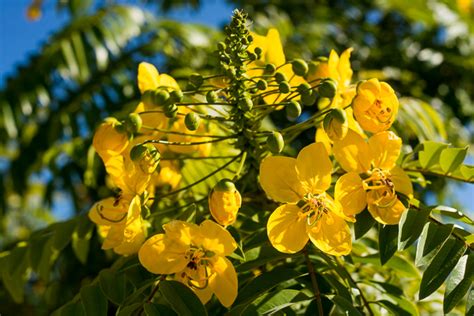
[291,59,309,76]
[247,34,254,43]
[286,100,302,118]
[248,52,258,61]
[153,89,170,106]
[301,89,317,106]
[184,112,201,131]
[254,46,263,58]
[189,73,204,88]
[279,81,291,94]
[256,79,268,91]
[238,97,253,111]
[169,89,184,103]
[274,72,287,83]
[323,108,348,141]
[297,82,312,94]
[93,118,129,161]
[125,113,143,134]
[264,63,276,75]
[209,179,242,226]
[217,41,226,51]
[130,143,161,174]
[206,90,218,104]
[164,104,178,118]
[318,79,337,99]
[266,131,284,154]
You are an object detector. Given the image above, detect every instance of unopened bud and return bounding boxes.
[323,108,348,141]
[206,90,218,104]
[264,63,276,75]
[153,89,170,106]
[254,46,263,58]
[209,179,241,226]
[297,82,312,93]
[291,59,309,76]
[169,90,184,103]
[318,79,337,99]
[301,89,317,106]
[279,81,291,94]
[286,100,302,118]
[125,113,142,134]
[248,52,258,61]
[257,79,268,91]
[266,131,284,154]
[184,112,201,131]
[164,104,178,118]
[238,97,253,111]
[130,143,161,174]
[274,72,287,83]
[217,41,226,51]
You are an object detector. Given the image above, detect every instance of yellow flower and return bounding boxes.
[93,117,129,163]
[104,154,151,196]
[333,129,413,224]
[209,179,242,226]
[248,28,306,104]
[259,143,353,256]
[352,78,399,133]
[138,62,180,95]
[139,220,238,307]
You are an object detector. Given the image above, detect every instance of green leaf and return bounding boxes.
[432,205,474,225]
[52,300,85,316]
[378,224,398,265]
[255,289,303,314]
[321,273,352,301]
[237,244,295,272]
[398,206,431,250]
[378,300,411,316]
[2,265,24,303]
[144,303,177,316]
[99,268,126,305]
[331,295,364,316]
[443,254,474,313]
[52,219,76,251]
[159,280,207,316]
[72,219,93,264]
[415,222,453,267]
[233,268,305,307]
[304,297,333,316]
[354,210,375,239]
[116,303,142,316]
[80,283,108,316]
[439,146,468,174]
[418,141,448,169]
[352,254,419,278]
[419,237,467,300]
[466,285,474,316]
[460,165,474,181]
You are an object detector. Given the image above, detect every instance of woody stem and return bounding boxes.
[303,247,323,315]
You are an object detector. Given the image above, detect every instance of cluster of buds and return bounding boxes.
[141,87,184,118]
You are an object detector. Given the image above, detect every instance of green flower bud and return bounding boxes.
[164,104,178,118]
[279,81,291,94]
[130,143,161,174]
[318,79,338,99]
[217,41,226,51]
[153,89,170,106]
[184,112,201,131]
[323,108,348,141]
[291,59,309,76]
[189,73,204,88]
[130,144,148,161]
[238,97,253,111]
[141,90,154,105]
[206,90,218,104]
[254,46,263,58]
[274,72,287,83]
[266,131,284,154]
[241,37,249,45]
[256,79,268,91]
[214,178,236,192]
[297,82,312,93]
[286,100,302,118]
[125,113,142,134]
[264,63,276,75]
[307,61,320,76]
[248,52,258,61]
[169,89,183,103]
[301,89,317,106]
[247,34,254,43]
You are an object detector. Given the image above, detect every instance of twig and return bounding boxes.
[303,247,323,315]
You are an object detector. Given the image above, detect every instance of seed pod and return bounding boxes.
[169,90,183,103]
[125,113,142,134]
[279,81,291,94]
[323,108,348,141]
[153,89,170,106]
[286,100,302,118]
[266,131,284,154]
[184,112,201,131]
[318,79,338,99]
[206,90,218,104]
[274,72,287,83]
[291,59,309,76]
[208,179,242,226]
[264,63,276,75]
[256,79,268,91]
[238,97,253,111]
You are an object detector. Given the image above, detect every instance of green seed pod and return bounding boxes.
[217,41,226,51]
[264,63,276,75]
[248,52,257,61]
[291,59,309,76]
[254,46,263,58]
[301,89,317,106]
[141,90,154,105]
[125,113,142,134]
[206,90,218,104]
[238,97,253,111]
[323,108,348,141]
[274,72,287,83]
[256,79,268,91]
[214,178,236,192]
[279,81,291,94]
[169,89,183,103]
[189,73,204,88]
[153,89,170,106]
[266,131,284,154]
[286,100,302,118]
[318,79,338,99]
[164,104,178,118]
[184,112,201,131]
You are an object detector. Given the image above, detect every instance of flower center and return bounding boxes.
[298,193,330,226]
[181,246,215,290]
[362,168,397,208]
[367,99,393,124]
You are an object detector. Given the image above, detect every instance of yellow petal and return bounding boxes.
[315,128,332,154]
[307,211,352,256]
[265,28,286,66]
[333,129,371,173]
[138,62,159,93]
[175,270,213,304]
[335,172,367,217]
[102,225,125,250]
[296,142,332,193]
[390,166,413,198]
[367,198,406,225]
[158,73,180,91]
[338,48,353,86]
[199,220,237,256]
[267,204,308,253]
[259,156,305,203]
[368,131,401,170]
[163,220,199,246]
[327,50,340,79]
[209,256,238,307]
[138,234,188,274]
[88,197,128,226]
[113,216,147,255]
